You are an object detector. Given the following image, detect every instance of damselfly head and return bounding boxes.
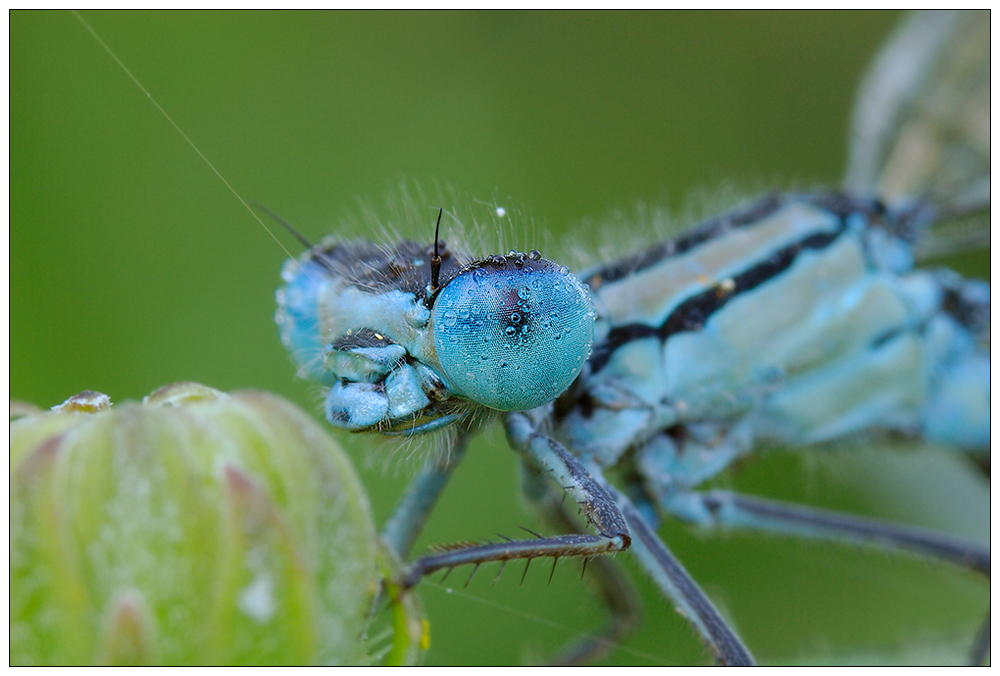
[273,185,596,434]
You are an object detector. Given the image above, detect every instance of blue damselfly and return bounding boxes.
[13,11,988,665]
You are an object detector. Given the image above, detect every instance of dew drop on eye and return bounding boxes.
[431,254,595,411]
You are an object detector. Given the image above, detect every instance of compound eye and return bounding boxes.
[431,253,595,411]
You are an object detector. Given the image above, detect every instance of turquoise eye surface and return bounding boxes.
[432,252,595,411]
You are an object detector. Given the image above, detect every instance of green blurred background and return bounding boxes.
[11,11,988,665]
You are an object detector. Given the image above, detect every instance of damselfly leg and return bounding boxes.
[398,408,756,665]
[518,461,641,666]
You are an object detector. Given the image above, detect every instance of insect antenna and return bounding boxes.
[251,201,344,277]
[251,201,313,250]
[429,207,444,290]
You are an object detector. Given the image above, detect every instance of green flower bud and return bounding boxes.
[10,383,425,665]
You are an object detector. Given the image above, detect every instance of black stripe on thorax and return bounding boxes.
[586,217,850,374]
[582,192,882,289]
[582,194,784,287]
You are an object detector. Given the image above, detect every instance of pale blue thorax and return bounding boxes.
[560,196,988,475]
